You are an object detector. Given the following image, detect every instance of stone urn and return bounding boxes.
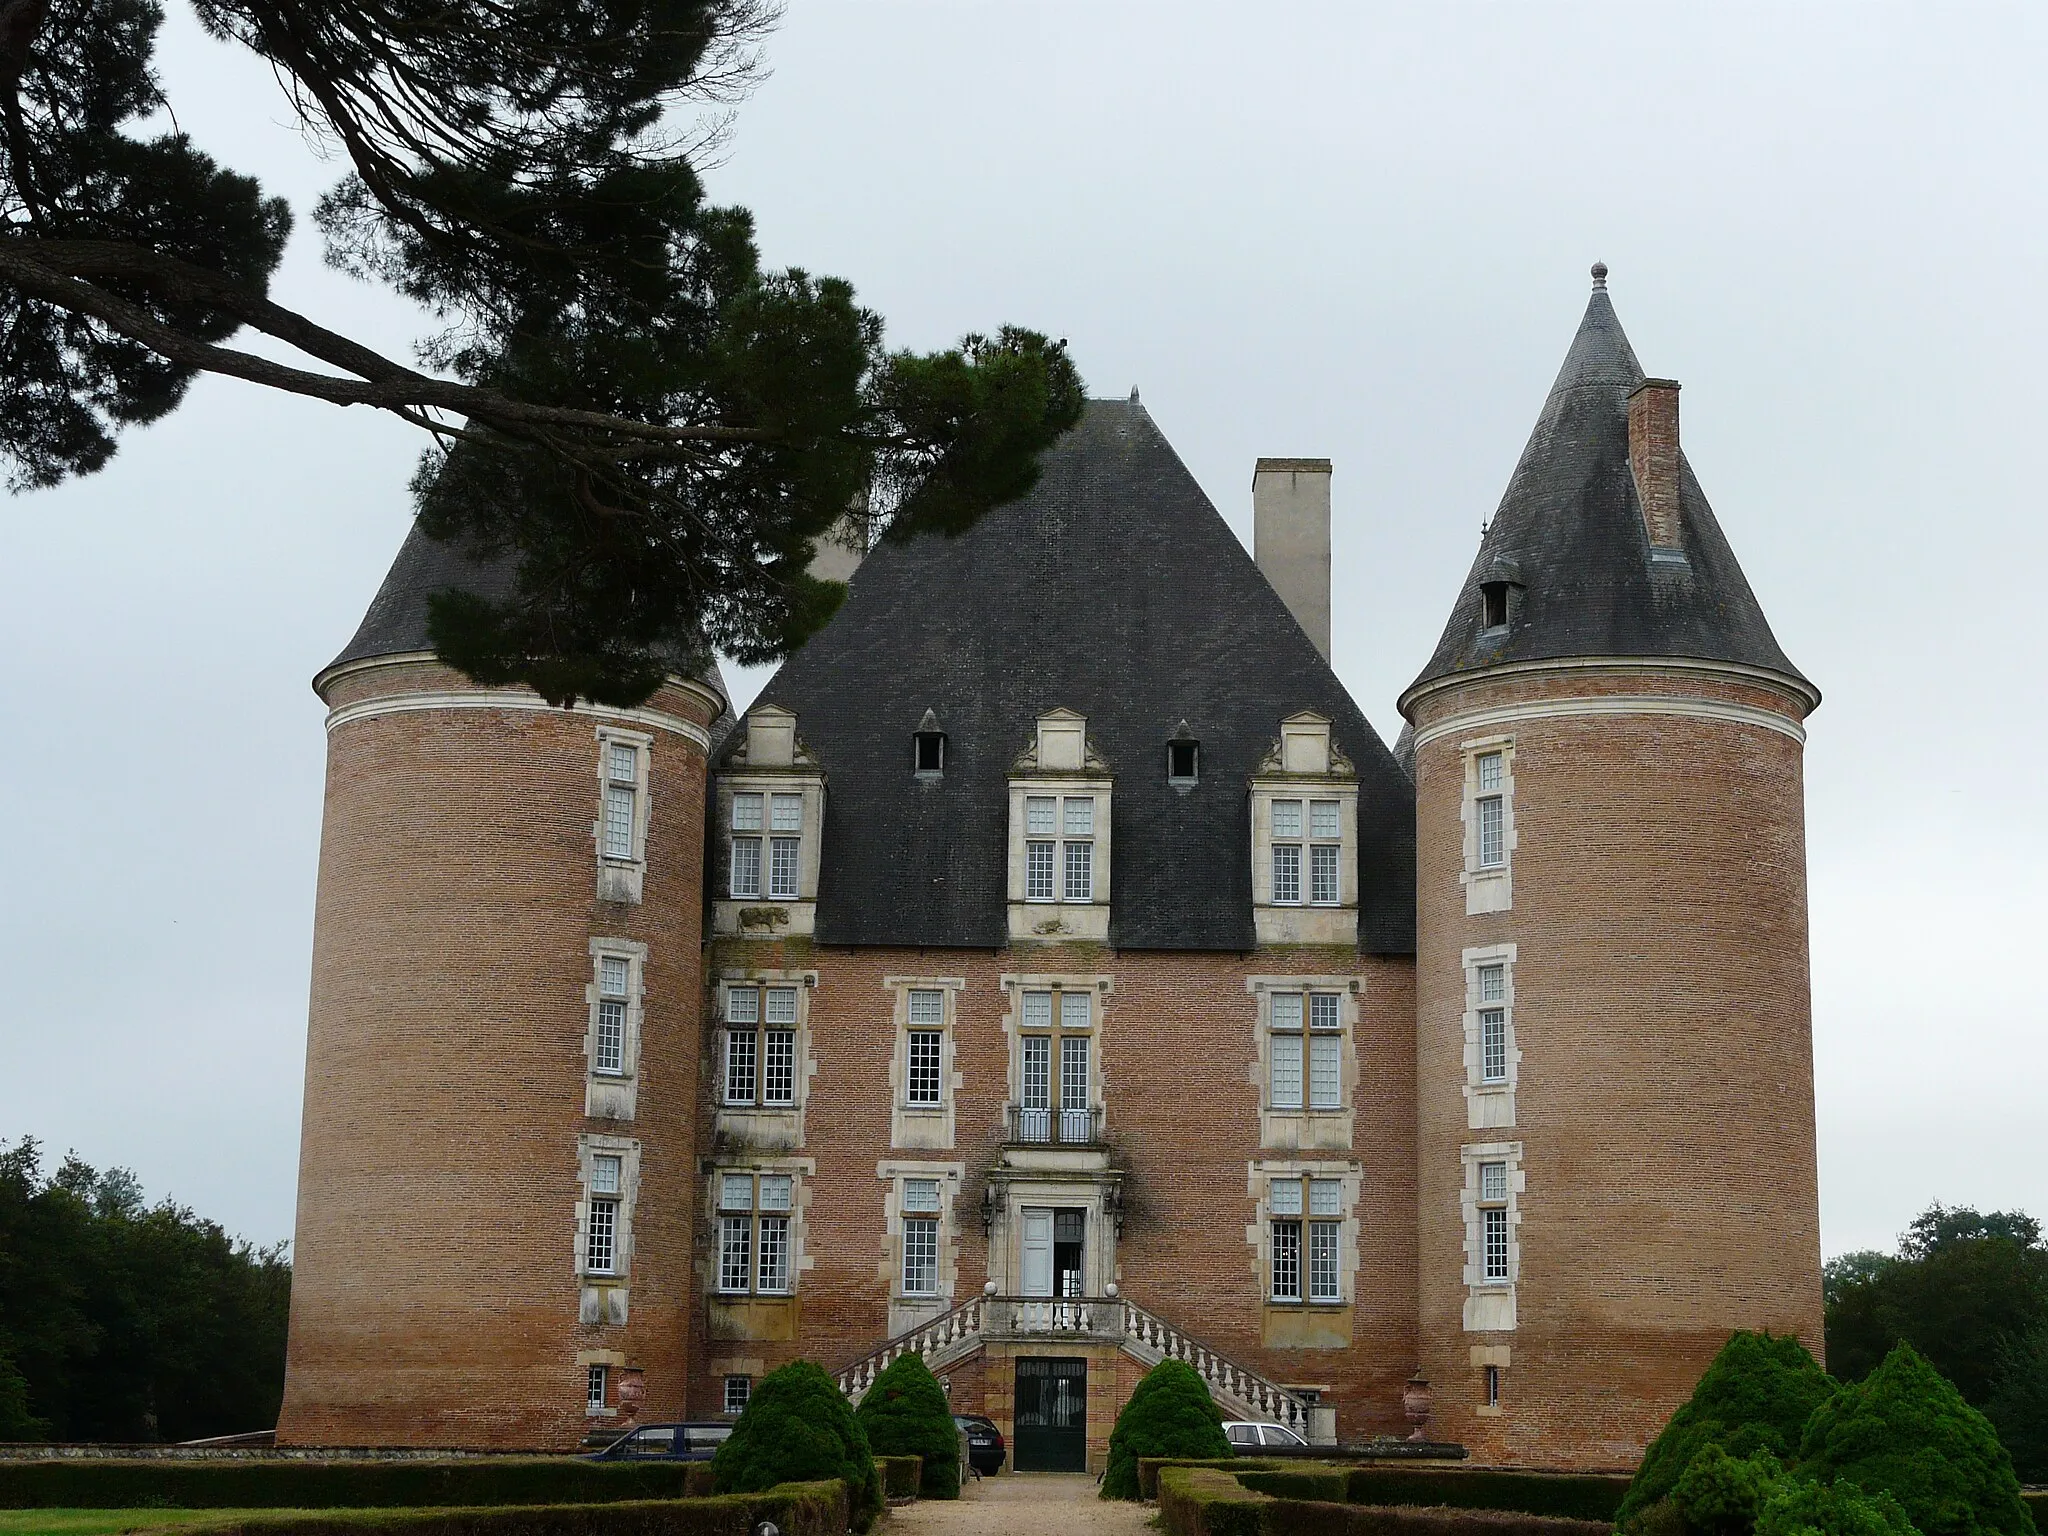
[1402,1374,1432,1441]
[616,1367,646,1423]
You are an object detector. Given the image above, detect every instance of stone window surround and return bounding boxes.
[884,975,966,1151]
[712,969,819,1151]
[576,1349,625,1418]
[1460,735,1517,915]
[998,972,1113,1126]
[1245,1157,1362,1308]
[1250,713,1360,947]
[710,769,827,939]
[1246,975,1362,1152]
[584,938,647,1122]
[878,1159,966,1336]
[576,1134,640,1325]
[1006,709,1113,943]
[1460,944,1520,1131]
[703,1155,816,1298]
[1460,1140,1524,1333]
[593,726,653,905]
[1470,1343,1511,1418]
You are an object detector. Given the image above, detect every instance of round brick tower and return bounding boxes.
[1398,268,1823,1468]
[277,528,724,1449]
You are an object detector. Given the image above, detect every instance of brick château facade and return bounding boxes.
[277,271,1824,1471]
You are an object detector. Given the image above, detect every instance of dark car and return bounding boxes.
[953,1412,1006,1474]
[585,1421,734,1461]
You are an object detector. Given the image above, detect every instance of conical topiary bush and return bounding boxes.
[854,1349,960,1498]
[1619,1331,1839,1530]
[1100,1358,1231,1500]
[1797,1342,2030,1536]
[711,1358,883,1531]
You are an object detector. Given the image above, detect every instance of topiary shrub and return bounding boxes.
[854,1351,959,1499]
[1619,1332,1839,1529]
[1101,1359,1232,1501]
[1798,1343,2030,1536]
[711,1359,882,1532]
[1755,1478,1920,1536]
[1674,1446,1793,1536]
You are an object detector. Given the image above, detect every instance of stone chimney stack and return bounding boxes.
[1627,379,1683,550]
[1252,457,1332,661]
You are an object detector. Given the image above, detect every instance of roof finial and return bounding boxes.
[1591,261,1609,291]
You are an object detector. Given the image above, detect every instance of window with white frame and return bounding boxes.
[906,990,944,1107]
[585,1154,622,1275]
[587,1364,609,1413]
[594,955,629,1076]
[601,741,641,861]
[1478,964,1507,1084]
[1269,1175,1344,1303]
[716,1172,794,1295]
[723,1375,752,1415]
[1024,796,1096,902]
[1271,799,1342,906]
[901,1178,941,1296]
[1476,754,1506,869]
[1016,987,1095,1143]
[1268,991,1344,1111]
[725,983,799,1108]
[730,793,763,897]
[1478,1160,1510,1283]
[768,792,802,899]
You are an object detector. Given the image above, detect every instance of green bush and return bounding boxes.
[1673,1447,1791,1536]
[0,1457,703,1511]
[1157,1465,1267,1536]
[1985,1323,2048,1484]
[1755,1478,1920,1536]
[1231,1464,1351,1503]
[1620,1333,1839,1529]
[1102,1360,1232,1501]
[1157,1465,1622,1536]
[711,1359,880,1532]
[1799,1343,2031,1536]
[170,1481,848,1535]
[1345,1470,1632,1522]
[876,1455,923,1499]
[853,1351,958,1498]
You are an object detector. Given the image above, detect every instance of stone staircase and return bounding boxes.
[831,1291,1315,1438]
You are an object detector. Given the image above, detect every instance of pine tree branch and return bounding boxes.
[0,234,775,443]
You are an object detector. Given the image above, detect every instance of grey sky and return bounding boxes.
[2,3,2041,1257]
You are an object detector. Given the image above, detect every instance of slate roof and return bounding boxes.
[320,522,728,705]
[1405,274,1814,708]
[729,396,1417,954]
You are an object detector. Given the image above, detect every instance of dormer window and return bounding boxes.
[1251,712,1359,946]
[914,709,946,777]
[713,705,826,936]
[1477,556,1522,633]
[1167,723,1199,787]
[1007,709,1113,942]
[1480,582,1509,629]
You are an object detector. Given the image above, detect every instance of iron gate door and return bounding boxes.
[1012,1356,1087,1471]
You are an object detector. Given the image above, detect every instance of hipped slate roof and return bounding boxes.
[730,396,1417,954]
[321,522,727,705]
[1406,275,1813,706]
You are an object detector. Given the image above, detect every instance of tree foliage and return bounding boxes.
[1824,1204,2048,1480]
[1618,1331,1839,1529]
[1754,1476,1921,1536]
[0,1137,291,1442]
[1,0,1084,705]
[1798,1344,2030,1536]
[851,1350,957,1499]
[710,1358,880,1531]
[1100,1358,1231,1502]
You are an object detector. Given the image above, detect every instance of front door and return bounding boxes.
[1021,1208,1054,1297]
[1013,1356,1087,1471]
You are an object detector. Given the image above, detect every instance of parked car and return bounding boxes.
[585,1421,734,1461]
[953,1412,1007,1473]
[1222,1420,1308,1451]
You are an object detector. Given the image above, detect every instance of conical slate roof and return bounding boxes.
[729,396,1418,954]
[1404,272,1814,709]
[319,522,727,704]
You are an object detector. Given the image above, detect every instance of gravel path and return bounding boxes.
[885,1472,1155,1535]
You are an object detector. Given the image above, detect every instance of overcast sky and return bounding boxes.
[2,4,2042,1258]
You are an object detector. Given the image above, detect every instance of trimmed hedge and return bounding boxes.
[0,1457,707,1511]
[1157,1465,1619,1536]
[877,1455,924,1500]
[1137,1461,1629,1517]
[169,1480,848,1536]
[2023,1492,2043,1533]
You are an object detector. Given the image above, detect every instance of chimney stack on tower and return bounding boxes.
[1627,379,1684,551]
[1252,457,1333,661]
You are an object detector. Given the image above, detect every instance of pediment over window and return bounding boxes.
[1012,708,1110,774]
[728,704,824,770]
[1255,712,1356,779]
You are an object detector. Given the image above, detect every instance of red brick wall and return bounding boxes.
[278,663,720,1449]
[692,940,1418,1446]
[1408,665,1822,1467]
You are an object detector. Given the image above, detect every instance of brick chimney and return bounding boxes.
[1253,458,1332,661]
[1627,379,1684,551]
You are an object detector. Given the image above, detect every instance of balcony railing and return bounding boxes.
[1005,1104,1103,1145]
